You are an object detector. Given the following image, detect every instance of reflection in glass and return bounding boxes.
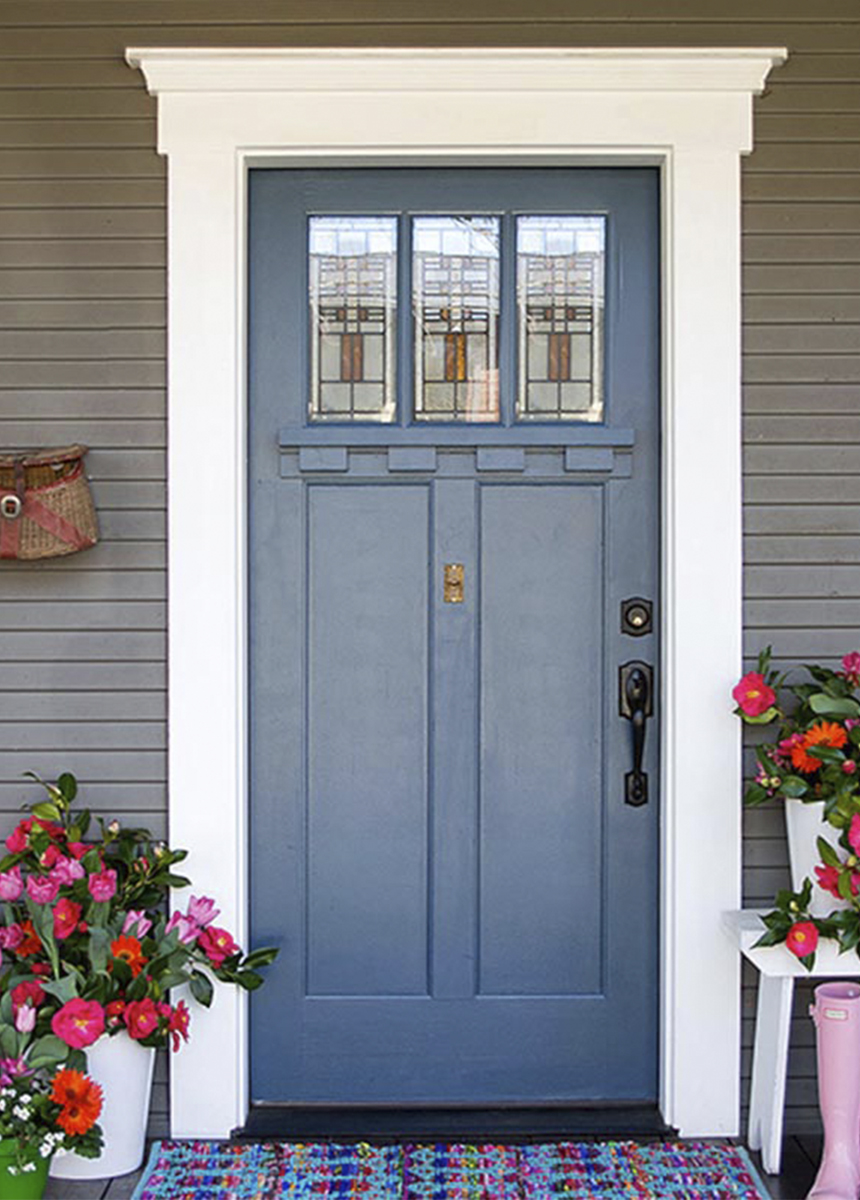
[517,216,605,422]
[413,216,500,422]
[309,216,397,422]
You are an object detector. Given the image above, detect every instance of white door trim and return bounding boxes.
[126,45,786,1139]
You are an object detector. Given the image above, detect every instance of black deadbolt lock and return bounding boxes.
[621,597,653,637]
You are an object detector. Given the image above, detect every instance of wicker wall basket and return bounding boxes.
[0,445,98,561]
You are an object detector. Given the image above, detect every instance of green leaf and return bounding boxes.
[817,837,841,867]
[88,926,111,974]
[781,776,810,799]
[739,706,779,726]
[57,773,77,803]
[0,1026,19,1059]
[807,745,845,764]
[189,970,214,1008]
[754,928,788,948]
[242,947,279,970]
[40,975,79,1004]
[165,874,191,888]
[838,872,856,902]
[31,801,61,822]
[235,970,264,991]
[809,693,860,719]
[798,952,817,971]
[27,1034,68,1070]
[743,784,769,807]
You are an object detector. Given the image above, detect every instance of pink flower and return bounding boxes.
[776,732,806,763]
[842,652,860,686]
[0,867,23,902]
[816,864,843,898]
[26,874,59,906]
[849,814,860,857]
[786,921,819,959]
[0,1058,31,1086]
[733,672,777,718]
[186,895,220,928]
[50,856,85,886]
[53,898,82,941]
[198,925,239,967]
[87,868,117,903]
[67,843,88,861]
[165,912,200,945]
[844,761,858,776]
[124,998,160,1041]
[122,910,152,939]
[40,844,62,870]
[51,998,105,1050]
[0,924,24,951]
[14,1005,35,1034]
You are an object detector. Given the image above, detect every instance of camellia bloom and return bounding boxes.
[122,910,152,939]
[849,814,860,857]
[105,999,125,1028]
[53,897,82,941]
[732,672,777,718]
[168,999,191,1052]
[124,997,160,1041]
[110,934,147,978]
[87,867,117,902]
[0,867,23,902]
[25,873,59,906]
[51,998,106,1050]
[792,721,849,774]
[50,855,85,886]
[187,895,220,928]
[67,842,88,860]
[786,921,819,959]
[50,1069,103,1137]
[165,912,200,945]
[775,732,805,764]
[5,819,32,854]
[11,980,45,1015]
[198,925,239,968]
[816,863,860,899]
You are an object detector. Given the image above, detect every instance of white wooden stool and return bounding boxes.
[723,910,860,1175]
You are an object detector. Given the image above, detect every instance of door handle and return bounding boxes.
[619,661,653,807]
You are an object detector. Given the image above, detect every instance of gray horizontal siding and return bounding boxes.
[1,0,858,1143]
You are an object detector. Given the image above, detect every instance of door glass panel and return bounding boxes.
[309,216,397,422]
[516,216,605,422]
[413,216,500,423]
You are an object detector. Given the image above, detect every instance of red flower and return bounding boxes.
[67,842,88,860]
[50,1068,102,1137]
[110,934,147,978]
[198,926,239,968]
[5,819,32,855]
[732,672,776,718]
[124,998,160,1041]
[11,980,45,1015]
[786,921,819,959]
[105,999,126,1028]
[15,920,42,958]
[168,1000,191,1052]
[792,721,849,774]
[30,962,51,977]
[51,998,105,1050]
[53,898,82,941]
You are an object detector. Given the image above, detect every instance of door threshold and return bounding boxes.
[235,1104,674,1141]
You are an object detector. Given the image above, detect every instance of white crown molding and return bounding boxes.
[127,45,786,96]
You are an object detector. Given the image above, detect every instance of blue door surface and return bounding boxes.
[249,169,660,1104]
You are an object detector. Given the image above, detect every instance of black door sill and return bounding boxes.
[235,1104,674,1142]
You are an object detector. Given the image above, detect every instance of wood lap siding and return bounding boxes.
[0,0,857,1139]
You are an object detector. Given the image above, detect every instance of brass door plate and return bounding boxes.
[444,563,464,603]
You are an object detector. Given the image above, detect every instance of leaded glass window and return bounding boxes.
[309,216,397,422]
[516,216,605,422]
[413,216,500,423]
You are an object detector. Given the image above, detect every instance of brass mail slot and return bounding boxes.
[444,563,464,604]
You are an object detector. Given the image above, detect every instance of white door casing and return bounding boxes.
[125,45,786,1139]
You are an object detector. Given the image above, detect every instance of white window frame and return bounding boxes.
[126,46,786,1139]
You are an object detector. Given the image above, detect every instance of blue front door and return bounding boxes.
[249,168,660,1104]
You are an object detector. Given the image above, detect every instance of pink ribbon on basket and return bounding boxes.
[0,483,94,560]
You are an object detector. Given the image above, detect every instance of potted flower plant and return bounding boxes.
[0,772,277,1180]
[0,1006,102,1199]
[734,649,860,966]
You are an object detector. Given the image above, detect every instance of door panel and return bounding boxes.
[249,167,660,1105]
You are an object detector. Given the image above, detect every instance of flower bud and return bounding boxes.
[107,820,120,836]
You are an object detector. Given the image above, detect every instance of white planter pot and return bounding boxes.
[784,798,849,917]
[50,1030,155,1180]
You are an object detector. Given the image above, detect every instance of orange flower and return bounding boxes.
[792,721,849,774]
[15,919,42,958]
[110,933,147,978]
[50,1068,103,1137]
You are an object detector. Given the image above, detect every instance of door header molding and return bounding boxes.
[125,43,785,1141]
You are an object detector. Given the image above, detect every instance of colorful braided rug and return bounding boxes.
[131,1139,771,1199]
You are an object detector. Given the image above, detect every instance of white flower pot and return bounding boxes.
[50,1030,155,1180]
[784,798,849,917]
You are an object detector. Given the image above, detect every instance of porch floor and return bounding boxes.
[42,1136,819,1199]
